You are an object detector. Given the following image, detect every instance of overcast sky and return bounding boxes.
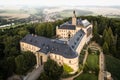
[0,0,120,6]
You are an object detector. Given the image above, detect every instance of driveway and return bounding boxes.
[24,65,43,80]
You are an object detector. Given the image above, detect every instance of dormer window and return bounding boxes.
[30,39,32,42]
[72,45,74,48]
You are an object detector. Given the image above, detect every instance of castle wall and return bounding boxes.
[56,28,76,39]
[75,35,86,55]
[49,53,79,73]
[75,24,93,55]
[72,17,76,25]
[20,42,40,53]
[35,52,48,68]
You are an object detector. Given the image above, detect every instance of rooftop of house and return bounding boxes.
[68,29,85,50]
[58,19,91,30]
[20,34,78,59]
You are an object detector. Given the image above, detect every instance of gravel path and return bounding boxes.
[25,65,43,80]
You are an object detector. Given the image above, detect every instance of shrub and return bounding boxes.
[63,64,73,73]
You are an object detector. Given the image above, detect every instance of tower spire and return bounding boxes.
[73,10,76,17]
[72,10,77,25]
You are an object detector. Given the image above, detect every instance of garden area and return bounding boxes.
[84,53,99,72]
[74,47,99,80]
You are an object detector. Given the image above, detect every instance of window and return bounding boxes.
[76,37,79,41]
[72,45,74,48]
[74,42,76,45]
[22,48,24,50]
[55,55,56,59]
[22,43,24,46]
[59,56,61,60]
[87,27,92,37]
[69,60,71,64]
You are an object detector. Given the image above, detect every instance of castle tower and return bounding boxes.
[72,10,77,25]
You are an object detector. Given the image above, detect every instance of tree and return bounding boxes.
[97,16,106,34]
[108,27,114,45]
[6,56,16,77]
[103,42,109,54]
[103,29,107,40]
[46,23,54,38]
[38,59,63,80]
[35,23,46,36]
[103,29,111,46]
[37,72,49,80]
[15,52,36,74]
[15,55,25,74]
[18,28,29,37]
[108,27,117,55]
[93,21,98,36]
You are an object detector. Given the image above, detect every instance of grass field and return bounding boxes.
[85,53,99,71]
[74,53,99,80]
[105,55,120,80]
[74,73,97,80]
[0,13,30,19]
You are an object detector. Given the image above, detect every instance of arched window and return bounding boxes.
[69,60,71,64]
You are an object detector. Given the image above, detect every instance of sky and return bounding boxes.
[0,0,120,6]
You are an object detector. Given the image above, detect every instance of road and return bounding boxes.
[24,65,43,80]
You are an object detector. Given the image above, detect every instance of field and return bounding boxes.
[74,73,97,80]
[0,8,38,19]
[59,10,93,18]
[105,55,120,80]
[0,13,30,19]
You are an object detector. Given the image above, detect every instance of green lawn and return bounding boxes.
[105,55,120,80]
[63,64,73,73]
[74,53,99,80]
[74,73,97,80]
[85,54,99,71]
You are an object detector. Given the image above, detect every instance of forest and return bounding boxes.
[0,16,120,80]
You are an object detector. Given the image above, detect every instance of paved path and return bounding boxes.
[83,49,89,65]
[62,70,83,80]
[24,65,43,80]
[89,42,105,80]
[98,52,105,80]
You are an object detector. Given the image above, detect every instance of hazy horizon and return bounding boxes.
[0,0,120,7]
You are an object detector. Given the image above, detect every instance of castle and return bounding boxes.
[20,11,93,73]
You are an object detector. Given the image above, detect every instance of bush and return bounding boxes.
[63,64,73,73]
[74,73,97,80]
[38,59,63,80]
